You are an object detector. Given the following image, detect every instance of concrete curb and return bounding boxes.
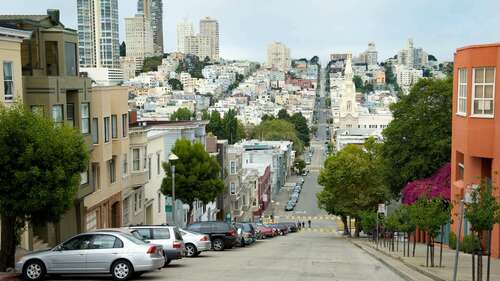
[349,239,446,281]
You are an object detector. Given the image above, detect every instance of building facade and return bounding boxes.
[267,42,291,71]
[176,20,193,53]
[124,13,154,69]
[199,17,219,60]
[137,0,163,55]
[451,43,500,258]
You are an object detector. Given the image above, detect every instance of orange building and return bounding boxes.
[451,43,500,258]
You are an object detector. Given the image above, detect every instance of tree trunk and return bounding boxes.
[487,230,491,281]
[0,214,17,271]
[430,236,435,267]
[396,232,399,252]
[439,225,444,267]
[187,203,194,225]
[426,234,429,267]
[472,252,476,281]
[413,232,416,257]
[403,232,406,256]
[478,232,483,281]
[407,232,410,257]
[341,215,350,236]
[354,218,361,238]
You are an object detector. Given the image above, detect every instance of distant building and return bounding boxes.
[199,17,219,60]
[397,38,428,68]
[138,0,163,55]
[176,19,194,53]
[329,53,350,62]
[395,65,423,89]
[125,13,154,70]
[184,35,212,61]
[267,42,291,71]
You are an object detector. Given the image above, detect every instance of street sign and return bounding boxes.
[165,205,172,213]
[377,203,386,214]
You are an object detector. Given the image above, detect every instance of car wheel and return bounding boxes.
[240,238,246,247]
[111,260,133,281]
[212,238,225,251]
[132,272,144,278]
[22,259,46,281]
[164,259,171,267]
[185,243,197,257]
[194,251,201,257]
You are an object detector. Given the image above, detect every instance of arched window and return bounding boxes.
[347,101,352,112]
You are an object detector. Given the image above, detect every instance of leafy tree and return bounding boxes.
[464,180,500,279]
[251,119,304,154]
[161,139,224,224]
[360,211,377,235]
[221,109,245,144]
[310,56,319,65]
[168,78,183,90]
[353,75,364,90]
[170,108,192,121]
[317,188,350,235]
[277,109,290,120]
[0,105,89,270]
[142,55,163,72]
[381,77,452,195]
[120,41,126,57]
[428,54,437,62]
[317,139,390,237]
[289,112,310,147]
[201,110,210,121]
[207,110,224,139]
[261,114,275,122]
[294,159,306,174]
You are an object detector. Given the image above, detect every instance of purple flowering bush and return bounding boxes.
[402,163,450,205]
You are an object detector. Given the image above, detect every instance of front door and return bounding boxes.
[47,235,92,273]
[111,202,120,227]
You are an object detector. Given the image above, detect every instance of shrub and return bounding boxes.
[461,234,481,254]
[448,232,457,250]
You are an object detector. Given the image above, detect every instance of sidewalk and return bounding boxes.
[350,237,500,281]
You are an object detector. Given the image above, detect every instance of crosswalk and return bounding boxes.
[298,227,340,233]
[283,214,338,221]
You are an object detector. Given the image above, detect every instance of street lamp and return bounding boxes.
[168,153,179,225]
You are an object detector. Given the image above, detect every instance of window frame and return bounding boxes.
[109,157,116,183]
[122,113,128,137]
[457,68,467,116]
[133,148,140,171]
[230,182,236,195]
[81,103,90,134]
[92,117,99,144]
[111,114,117,139]
[471,67,495,118]
[3,61,14,100]
[104,116,110,142]
[52,104,64,126]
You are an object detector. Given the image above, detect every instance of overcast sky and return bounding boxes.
[4,0,500,63]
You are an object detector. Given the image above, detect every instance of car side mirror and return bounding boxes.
[53,245,63,251]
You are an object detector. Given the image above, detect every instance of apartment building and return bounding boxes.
[137,0,163,55]
[124,13,154,70]
[451,43,500,258]
[0,10,94,247]
[199,17,219,60]
[176,20,194,53]
[267,42,291,71]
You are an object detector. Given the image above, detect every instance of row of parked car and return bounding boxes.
[16,221,300,281]
[285,178,305,211]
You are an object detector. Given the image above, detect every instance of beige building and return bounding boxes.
[267,42,291,71]
[176,20,194,53]
[0,10,94,248]
[0,27,30,104]
[199,17,219,60]
[120,56,138,81]
[125,13,154,70]
[184,35,212,61]
[84,86,130,231]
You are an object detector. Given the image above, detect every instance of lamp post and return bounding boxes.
[168,153,179,225]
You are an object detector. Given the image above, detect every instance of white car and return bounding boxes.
[179,228,211,257]
[129,226,185,266]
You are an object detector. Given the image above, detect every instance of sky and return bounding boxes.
[3,0,500,63]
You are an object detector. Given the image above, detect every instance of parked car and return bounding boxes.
[129,225,184,266]
[16,231,164,281]
[179,228,211,257]
[187,221,238,251]
[302,169,309,176]
[236,223,256,245]
[285,202,295,211]
[255,224,275,238]
[280,222,298,233]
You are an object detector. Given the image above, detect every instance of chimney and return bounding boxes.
[47,9,60,25]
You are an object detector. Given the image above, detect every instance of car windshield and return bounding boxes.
[121,233,148,245]
[181,229,200,236]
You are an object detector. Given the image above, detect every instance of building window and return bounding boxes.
[456,151,465,181]
[143,148,147,169]
[111,115,117,139]
[230,182,236,195]
[472,67,495,116]
[133,148,140,171]
[80,169,89,185]
[148,157,152,180]
[457,68,467,115]
[123,197,129,225]
[64,42,77,76]
[66,103,75,127]
[52,105,64,126]
[134,193,138,212]
[104,117,110,142]
[81,103,90,134]
[92,163,100,190]
[158,193,161,213]
[122,113,128,137]
[92,118,99,144]
[122,153,128,175]
[109,157,116,183]
[157,153,161,175]
[45,41,59,76]
[138,191,142,209]
[230,161,236,174]
[3,62,13,100]
[86,210,97,231]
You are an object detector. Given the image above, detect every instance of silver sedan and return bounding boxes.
[179,228,211,257]
[15,231,164,281]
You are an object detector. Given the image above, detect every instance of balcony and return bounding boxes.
[128,169,148,188]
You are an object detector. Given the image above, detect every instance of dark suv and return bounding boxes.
[187,221,237,251]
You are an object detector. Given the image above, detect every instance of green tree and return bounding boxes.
[277,109,290,120]
[289,112,310,147]
[221,109,245,144]
[142,55,163,72]
[168,78,183,90]
[317,139,390,236]
[0,105,89,270]
[170,108,192,121]
[464,180,500,279]
[381,78,452,195]
[353,75,364,90]
[207,111,224,139]
[294,159,306,175]
[251,119,304,154]
[261,114,275,122]
[161,139,224,223]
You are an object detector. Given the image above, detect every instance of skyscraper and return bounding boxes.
[177,20,194,53]
[125,13,154,68]
[199,17,219,60]
[77,0,120,69]
[267,42,291,71]
[137,0,163,55]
